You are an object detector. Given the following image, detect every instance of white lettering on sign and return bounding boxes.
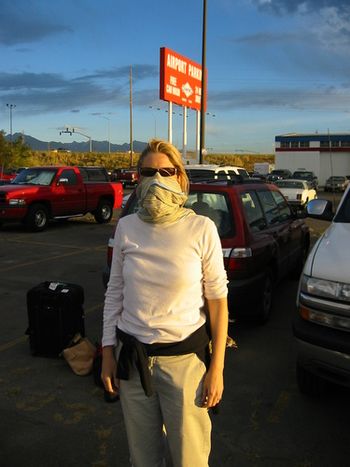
[195,95,201,103]
[167,54,187,74]
[195,86,202,95]
[170,76,177,86]
[166,84,180,96]
[188,64,202,81]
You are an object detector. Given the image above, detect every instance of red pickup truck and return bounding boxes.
[0,166,123,231]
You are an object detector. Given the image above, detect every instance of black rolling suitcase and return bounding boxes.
[26,281,85,357]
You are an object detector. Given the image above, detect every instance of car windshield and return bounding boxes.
[276,181,304,189]
[328,176,345,181]
[12,168,57,186]
[334,190,350,222]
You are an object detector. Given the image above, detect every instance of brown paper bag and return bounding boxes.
[62,333,96,376]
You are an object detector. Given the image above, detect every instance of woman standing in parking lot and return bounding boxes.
[101,139,228,467]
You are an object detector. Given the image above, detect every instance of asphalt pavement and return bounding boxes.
[1,191,349,467]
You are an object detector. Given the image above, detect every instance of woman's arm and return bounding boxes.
[202,297,228,408]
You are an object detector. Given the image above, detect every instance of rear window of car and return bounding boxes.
[186,169,218,180]
[293,171,312,178]
[185,191,234,237]
[237,168,249,177]
[79,167,109,182]
[123,190,235,238]
[256,189,281,225]
[276,180,304,189]
[240,191,266,232]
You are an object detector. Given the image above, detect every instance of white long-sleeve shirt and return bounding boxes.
[102,213,228,347]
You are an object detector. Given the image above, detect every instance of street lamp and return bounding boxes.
[148,106,162,137]
[6,103,16,142]
[60,127,92,152]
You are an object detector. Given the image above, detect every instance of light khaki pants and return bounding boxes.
[119,352,211,467]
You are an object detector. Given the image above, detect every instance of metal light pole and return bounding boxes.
[60,127,92,152]
[199,0,207,164]
[6,103,16,143]
[129,65,134,167]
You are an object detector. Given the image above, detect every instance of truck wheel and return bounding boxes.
[296,362,326,397]
[256,269,273,324]
[25,203,49,232]
[94,199,113,223]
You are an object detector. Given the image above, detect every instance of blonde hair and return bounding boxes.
[138,139,189,193]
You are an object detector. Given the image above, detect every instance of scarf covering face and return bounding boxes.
[136,172,194,224]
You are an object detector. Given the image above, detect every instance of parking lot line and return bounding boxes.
[0,336,27,352]
[3,237,88,250]
[0,303,104,353]
[0,247,102,273]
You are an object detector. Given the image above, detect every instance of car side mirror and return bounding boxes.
[306,199,333,221]
[57,177,69,185]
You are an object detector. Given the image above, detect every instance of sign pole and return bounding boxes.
[182,106,187,160]
[199,0,207,164]
[168,101,173,143]
[196,110,200,163]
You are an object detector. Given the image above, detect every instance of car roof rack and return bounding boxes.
[188,175,267,185]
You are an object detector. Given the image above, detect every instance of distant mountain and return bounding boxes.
[6,133,147,153]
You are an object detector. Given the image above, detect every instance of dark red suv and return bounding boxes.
[111,167,139,187]
[103,179,310,323]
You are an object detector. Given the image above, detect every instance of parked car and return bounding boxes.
[293,187,350,395]
[275,179,317,208]
[266,169,292,182]
[103,179,309,323]
[0,166,123,231]
[324,176,349,192]
[112,167,139,186]
[249,172,268,181]
[0,168,17,183]
[185,164,249,181]
[292,170,318,190]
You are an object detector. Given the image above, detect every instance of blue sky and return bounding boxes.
[1,0,350,153]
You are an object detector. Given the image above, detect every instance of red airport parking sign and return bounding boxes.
[159,47,206,112]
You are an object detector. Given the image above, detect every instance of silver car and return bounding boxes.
[324,176,349,192]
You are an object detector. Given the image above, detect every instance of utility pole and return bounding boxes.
[199,0,207,164]
[129,65,134,167]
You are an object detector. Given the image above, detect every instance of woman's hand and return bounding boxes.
[101,346,119,394]
[201,366,224,408]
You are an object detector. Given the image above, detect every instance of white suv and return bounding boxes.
[294,186,350,395]
[185,164,249,181]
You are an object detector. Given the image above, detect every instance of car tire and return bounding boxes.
[256,269,274,324]
[296,361,327,397]
[25,203,49,232]
[94,199,113,224]
[289,241,309,280]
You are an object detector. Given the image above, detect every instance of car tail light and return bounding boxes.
[223,248,251,276]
